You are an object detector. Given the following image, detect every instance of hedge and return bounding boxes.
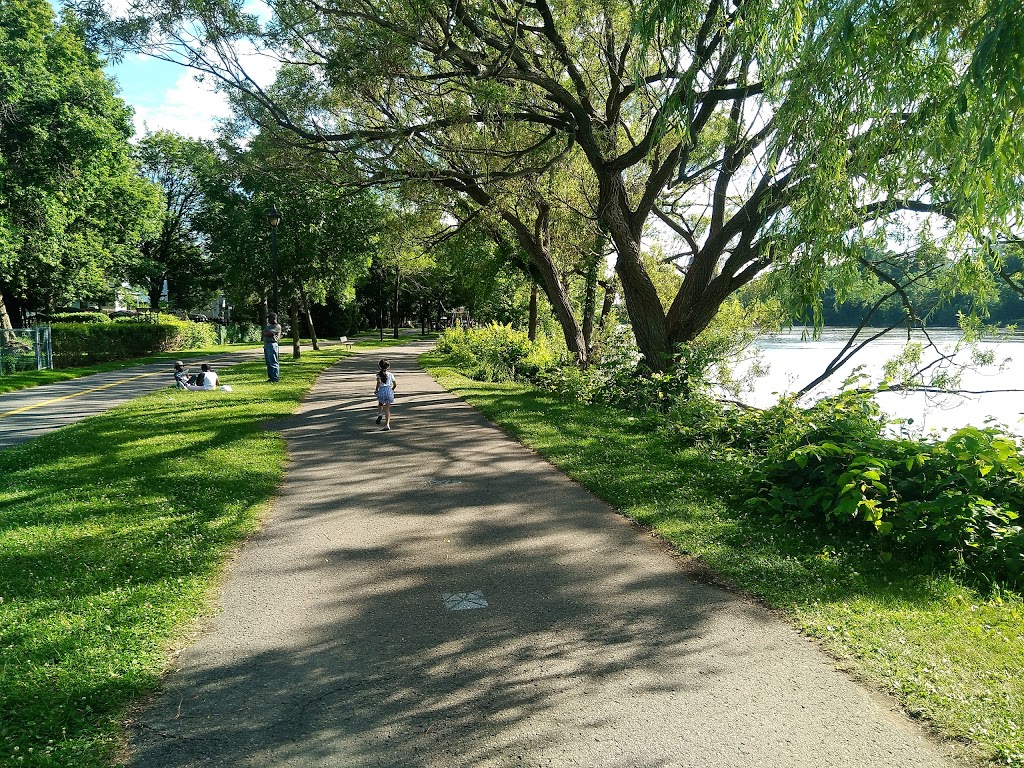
[51,321,219,367]
[47,312,111,324]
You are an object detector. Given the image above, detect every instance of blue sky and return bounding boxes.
[53,0,271,139]
[106,53,234,139]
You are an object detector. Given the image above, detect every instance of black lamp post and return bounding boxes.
[266,202,282,313]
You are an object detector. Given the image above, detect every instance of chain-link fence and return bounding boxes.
[1,326,53,373]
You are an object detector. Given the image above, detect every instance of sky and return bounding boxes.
[108,55,234,140]
[53,0,274,140]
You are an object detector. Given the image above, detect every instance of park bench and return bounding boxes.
[339,336,355,349]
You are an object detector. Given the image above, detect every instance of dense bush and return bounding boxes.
[227,323,262,343]
[749,392,1024,585]
[52,319,218,367]
[46,311,110,324]
[436,324,557,382]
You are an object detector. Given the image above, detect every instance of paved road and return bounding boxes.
[128,342,956,768]
[0,348,265,449]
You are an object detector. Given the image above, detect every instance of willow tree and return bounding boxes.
[81,0,1022,369]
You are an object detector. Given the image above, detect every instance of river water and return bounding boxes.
[745,328,1024,437]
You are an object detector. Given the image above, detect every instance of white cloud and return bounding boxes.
[131,71,233,140]
[128,45,281,140]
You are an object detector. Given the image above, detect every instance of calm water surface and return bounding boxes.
[747,328,1024,436]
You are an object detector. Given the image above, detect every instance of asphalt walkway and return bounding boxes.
[0,347,267,449]
[127,342,956,768]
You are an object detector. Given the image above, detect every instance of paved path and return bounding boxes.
[0,347,267,449]
[128,342,956,768]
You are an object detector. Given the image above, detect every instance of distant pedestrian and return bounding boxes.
[374,358,397,431]
[263,313,282,383]
[173,361,191,389]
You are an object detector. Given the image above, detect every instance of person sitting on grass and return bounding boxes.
[186,363,220,391]
[174,361,191,389]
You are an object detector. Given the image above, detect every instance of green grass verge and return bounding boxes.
[0,340,404,767]
[423,356,1024,767]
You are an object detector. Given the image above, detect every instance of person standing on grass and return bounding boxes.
[375,358,397,431]
[263,313,282,383]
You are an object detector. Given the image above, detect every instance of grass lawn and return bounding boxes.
[0,338,407,767]
[424,357,1024,767]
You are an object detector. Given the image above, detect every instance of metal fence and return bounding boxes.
[1,326,53,373]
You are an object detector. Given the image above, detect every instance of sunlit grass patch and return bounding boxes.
[425,358,1024,766]
[0,347,354,767]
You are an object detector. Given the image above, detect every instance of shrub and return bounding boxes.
[227,323,262,343]
[47,311,110,324]
[752,392,1024,585]
[167,318,218,349]
[52,320,218,367]
[436,324,556,382]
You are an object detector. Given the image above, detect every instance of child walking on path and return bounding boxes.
[374,359,397,431]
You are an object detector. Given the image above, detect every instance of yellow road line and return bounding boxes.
[0,371,164,419]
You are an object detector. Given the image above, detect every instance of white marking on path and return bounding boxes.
[442,591,488,611]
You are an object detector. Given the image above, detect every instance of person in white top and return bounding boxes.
[187,363,220,391]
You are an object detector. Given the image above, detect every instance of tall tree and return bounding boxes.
[81,0,1022,369]
[131,131,221,311]
[0,0,159,326]
[200,121,382,336]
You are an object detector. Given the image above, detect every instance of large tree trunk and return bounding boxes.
[598,175,671,370]
[0,290,14,331]
[499,203,587,365]
[148,277,163,311]
[582,233,603,353]
[289,300,301,359]
[298,282,319,351]
[0,290,16,350]
[599,278,617,329]
[528,281,538,341]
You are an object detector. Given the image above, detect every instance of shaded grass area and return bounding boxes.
[0,344,263,395]
[424,357,1024,767]
[0,345,376,767]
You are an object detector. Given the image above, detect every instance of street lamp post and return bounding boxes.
[266,202,282,314]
